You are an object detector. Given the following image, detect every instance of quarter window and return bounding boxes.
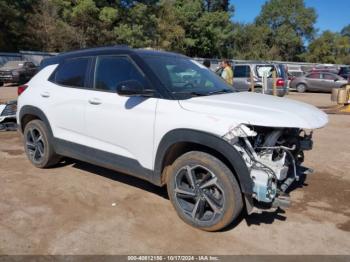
[234,65,250,78]
[54,58,89,88]
[94,56,146,92]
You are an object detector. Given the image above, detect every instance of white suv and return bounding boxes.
[17,47,328,231]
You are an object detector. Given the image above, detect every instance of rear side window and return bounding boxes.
[234,65,250,78]
[307,73,320,79]
[94,56,146,92]
[323,73,337,80]
[53,58,89,87]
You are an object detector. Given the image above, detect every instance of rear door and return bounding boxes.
[44,57,93,143]
[321,73,339,92]
[233,65,251,91]
[84,55,158,169]
[305,73,321,90]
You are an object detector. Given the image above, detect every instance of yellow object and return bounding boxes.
[340,105,350,113]
[223,66,233,85]
[250,70,255,92]
[337,88,348,104]
[331,88,339,102]
[272,70,277,96]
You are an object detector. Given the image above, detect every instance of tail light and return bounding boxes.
[276,78,285,87]
[17,84,28,96]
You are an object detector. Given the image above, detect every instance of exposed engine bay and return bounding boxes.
[223,124,313,212]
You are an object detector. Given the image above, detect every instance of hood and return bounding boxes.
[179,92,328,129]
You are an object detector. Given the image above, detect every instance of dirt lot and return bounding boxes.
[0,85,349,255]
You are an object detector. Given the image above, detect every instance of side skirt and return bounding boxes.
[53,138,160,186]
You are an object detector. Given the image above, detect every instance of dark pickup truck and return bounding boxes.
[0,60,37,86]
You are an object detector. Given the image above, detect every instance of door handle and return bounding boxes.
[88,98,102,105]
[40,92,50,98]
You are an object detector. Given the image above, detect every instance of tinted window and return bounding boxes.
[307,73,321,79]
[54,58,89,87]
[339,67,349,74]
[234,65,250,78]
[94,56,146,92]
[323,73,337,80]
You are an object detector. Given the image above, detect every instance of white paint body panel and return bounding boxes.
[18,65,328,171]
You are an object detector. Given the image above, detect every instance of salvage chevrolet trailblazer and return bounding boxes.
[17,47,328,231]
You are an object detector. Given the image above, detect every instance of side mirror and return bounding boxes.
[116,80,154,97]
[334,79,339,82]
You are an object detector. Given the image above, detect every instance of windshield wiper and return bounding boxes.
[206,89,233,95]
[171,91,208,97]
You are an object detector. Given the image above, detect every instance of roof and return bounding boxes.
[40,46,187,69]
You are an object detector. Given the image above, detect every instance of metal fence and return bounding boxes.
[0,51,57,66]
[193,57,347,72]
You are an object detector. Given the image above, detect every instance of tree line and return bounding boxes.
[0,0,349,64]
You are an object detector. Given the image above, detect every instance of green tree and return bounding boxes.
[24,0,79,52]
[341,24,350,37]
[306,31,350,64]
[0,0,39,51]
[255,0,316,61]
[155,0,186,51]
[231,23,271,60]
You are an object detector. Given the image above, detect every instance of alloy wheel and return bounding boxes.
[26,127,45,163]
[173,165,225,222]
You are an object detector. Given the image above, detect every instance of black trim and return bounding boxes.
[154,129,254,195]
[19,106,253,194]
[19,106,53,136]
[48,56,93,89]
[53,138,156,185]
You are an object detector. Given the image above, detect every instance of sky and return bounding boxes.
[230,0,350,34]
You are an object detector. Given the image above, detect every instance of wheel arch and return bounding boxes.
[154,129,253,195]
[19,106,53,137]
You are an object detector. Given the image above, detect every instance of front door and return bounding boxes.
[84,55,157,170]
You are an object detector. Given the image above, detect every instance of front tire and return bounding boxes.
[23,119,60,168]
[167,151,243,231]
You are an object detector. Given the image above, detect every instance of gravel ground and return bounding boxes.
[0,85,349,255]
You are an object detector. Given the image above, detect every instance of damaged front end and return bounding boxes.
[223,124,314,213]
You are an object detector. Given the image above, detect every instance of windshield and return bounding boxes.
[141,55,235,98]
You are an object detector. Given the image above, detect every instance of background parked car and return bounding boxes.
[0,61,37,86]
[338,66,350,80]
[290,72,347,93]
[287,66,304,89]
[232,63,288,97]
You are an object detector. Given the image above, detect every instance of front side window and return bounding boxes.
[54,58,89,87]
[234,65,250,78]
[141,55,234,98]
[94,56,146,92]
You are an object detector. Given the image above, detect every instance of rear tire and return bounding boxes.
[23,119,60,168]
[0,82,3,86]
[296,83,306,93]
[167,151,243,231]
